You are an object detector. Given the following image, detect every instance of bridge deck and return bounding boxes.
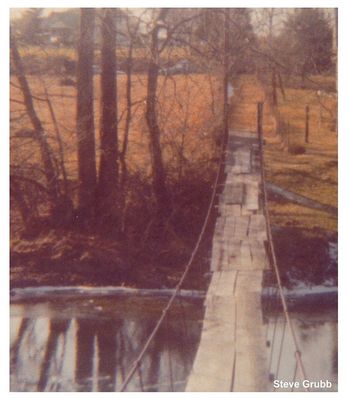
[186,130,270,392]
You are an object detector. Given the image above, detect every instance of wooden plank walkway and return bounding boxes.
[186,130,270,392]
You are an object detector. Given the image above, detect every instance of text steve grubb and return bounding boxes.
[273,379,332,390]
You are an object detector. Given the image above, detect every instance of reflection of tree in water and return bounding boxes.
[75,317,163,391]
[74,310,200,391]
[10,299,203,392]
[10,318,31,375]
[75,318,122,391]
[11,318,51,390]
[120,310,201,391]
[331,323,338,375]
[38,319,70,391]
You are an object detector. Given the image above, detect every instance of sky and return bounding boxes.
[9,7,337,40]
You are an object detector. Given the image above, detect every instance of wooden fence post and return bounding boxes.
[305,105,310,143]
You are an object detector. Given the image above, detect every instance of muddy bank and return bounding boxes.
[10,228,211,291]
[10,223,336,292]
[269,225,337,289]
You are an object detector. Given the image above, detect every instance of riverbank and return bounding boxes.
[10,225,213,290]
[10,74,337,291]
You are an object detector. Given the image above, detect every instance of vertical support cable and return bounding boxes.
[166,317,175,391]
[274,318,287,385]
[257,102,309,391]
[118,131,226,391]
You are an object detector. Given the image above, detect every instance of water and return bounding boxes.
[265,310,337,392]
[10,295,204,392]
[10,290,337,392]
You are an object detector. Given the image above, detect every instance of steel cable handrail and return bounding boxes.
[258,103,309,391]
[118,139,226,391]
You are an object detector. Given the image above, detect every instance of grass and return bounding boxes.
[229,74,337,233]
[10,70,222,288]
[11,71,337,234]
[11,68,337,290]
[11,73,221,182]
[18,45,195,65]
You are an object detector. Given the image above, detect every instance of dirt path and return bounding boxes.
[230,75,276,136]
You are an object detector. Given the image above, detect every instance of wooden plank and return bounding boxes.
[219,248,229,271]
[227,173,261,185]
[223,215,236,237]
[233,291,268,392]
[223,215,250,239]
[214,217,225,236]
[223,183,244,204]
[215,270,237,295]
[222,204,242,217]
[240,240,252,269]
[234,271,267,392]
[251,151,261,171]
[241,205,254,216]
[187,128,270,393]
[245,182,259,210]
[204,295,236,322]
[248,214,267,240]
[229,130,258,140]
[231,149,251,174]
[225,164,232,174]
[210,239,223,271]
[235,270,263,294]
[186,372,233,392]
[234,216,250,238]
[249,240,270,269]
[226,239,241,263]
[205,272,222,300]
[187,297,237,391]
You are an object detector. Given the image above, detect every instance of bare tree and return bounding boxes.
[76,8,97,224]
[97,8,119,223]
[145,9,171,219]
[10,34,60,216]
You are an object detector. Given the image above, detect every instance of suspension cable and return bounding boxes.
[118,139,225,391]
[258,103,309,390]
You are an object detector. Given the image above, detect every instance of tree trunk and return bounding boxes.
[97,8,119,223]
[222,9,230,148]
[271,67,278,107]
[10,35,59,210]
[10,179,32,228]
[76,9,97,224]
[145,10,171,219]
[119,40,134,235]
[120,41,133,189]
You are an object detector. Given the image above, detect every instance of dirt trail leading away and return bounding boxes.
[230,75,276,136]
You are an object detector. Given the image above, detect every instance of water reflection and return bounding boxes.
[265,311,338,392]
[10,294,338,392]
[10,296,203,392]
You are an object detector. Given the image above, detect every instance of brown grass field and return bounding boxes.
[11,73,221,183]
[229,75,337,232]
[11,71,337,234]
[18,45,194,64]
